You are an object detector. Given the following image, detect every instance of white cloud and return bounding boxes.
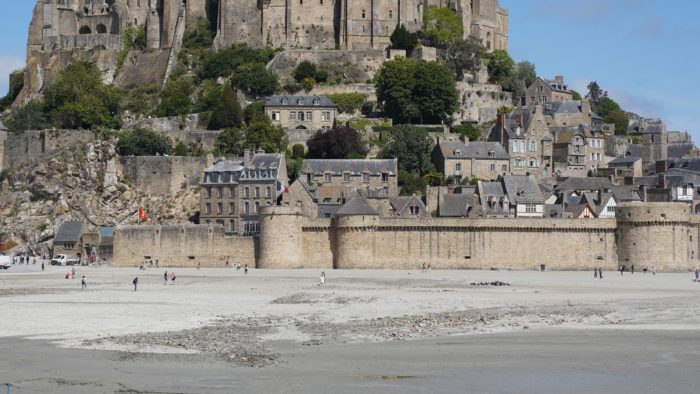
[0,55,25,97]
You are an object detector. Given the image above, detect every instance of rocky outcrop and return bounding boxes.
[0,139,200,256]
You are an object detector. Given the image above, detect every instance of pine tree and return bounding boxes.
[208,84,242,130]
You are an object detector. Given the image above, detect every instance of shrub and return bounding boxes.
[327,93,367,114]
[117,129,172,156]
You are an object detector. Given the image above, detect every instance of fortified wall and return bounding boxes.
[113,224,255,267]
[0,129,95,171]
[118,156,210,196]
[113,203,700,272]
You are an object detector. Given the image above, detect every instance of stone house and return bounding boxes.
[386,196,429,218]
[265,96,337,131]
[200,150,287,236]
[552,125,608,177]
[52,221,85,258]
[604,157,643,179]
[525,76,573,107]
[491,105,554,179]
[432,140,510,182]
[544,100,602,130]
[477,181,511,217]
[501,174,544,217]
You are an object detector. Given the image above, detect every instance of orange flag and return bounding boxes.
[138,207,147,223]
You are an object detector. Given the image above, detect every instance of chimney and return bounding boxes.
[582,99,591,114]
[243,149,254,166]
[555,75,564,87]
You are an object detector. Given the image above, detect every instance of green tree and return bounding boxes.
[380,125,435,176]
[0,70,24,111]
[291,144,306,159]
[487,50,514,84]
[412,61,458,123]
[214,127,245,156]
[422,5,464,48]
[307,126,367,159]
[293,61,317,82]
[444,36,487,80]
[244,118,288,153]
[423,172,445,187]
[192,80,224,113]
[398,170,427,196]
[233,63,278,97]
[6,101,50,132]
[208,84,242,130]
[454,123,480,141]
[244,101,266,124]
[154,77,193,117]
[43,61,122,129]
[571,90,582,101]
[327,93,368,114]
[182,17,216,50]
[596,96,622,118]
[116,129,172,156]
[390,23,417,53]
[586,81,607,112]
[502,61,536,103]
[606,110,630,136]
[173,142,189,156]
[199,44,276,80]
[374,58,457,124]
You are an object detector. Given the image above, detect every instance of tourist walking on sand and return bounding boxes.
[81,275,87,290]
[133,277,139,291]
[72,266,76,278]
[599,268,603,279]
[164,271,168,285]
[41,262,44,272]
[244,264,248,276]
[422,262,426,272]
[171,272,176,284]
[320,271,326,285]
[620,265,625,276]
[197,262,201,270]
[652,266,656,276]
[631,265,635,275]
[695,269,699,282]
[594,268,598,279]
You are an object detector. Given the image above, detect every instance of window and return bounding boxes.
[289,112,297,121]
[244,187,250,198]
[298,111,305,121]
[363,173,370,183]
[205,203,211,215]
[607,206,615,213]
[362,9,366,18]
[455,149,461,157]
[265,186,271,198]
[297,98,304,105]
[528,141,536,152]
[343,173,351,182]
[217,187,222,198]
[529,158,538,167]
[229,220,235,232]
[217,203,223,214]
[255,187,260,198]
[324,173,332,183]
[389,10,393,18]
[229,187,235,198]
[229,202,235,214]
[271,111,280,121]
[255,202,260,213]
[455,163,462,172]
[488,151,495,158]
[525,204,537,213]
[322,111,331,122]
[205,187,211,198]
[490,164,496,172]
[244,201,250,213]
[502,164,508,172]
[382,173,389,182]
[306,111,312,121]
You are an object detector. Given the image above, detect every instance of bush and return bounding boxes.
[233,63,278,97]
[183,17,216,50]
[292,144,306,159]
[454,123,480,142]
[292,61,329,84]
[307,126,367,159]
[214,128,245,156]
[0,70,24,111]
[6,101,50,132]
[122,84,161,116]
[117,129,172,156]
[199,44,276,80]
[327,93,368,114]
[390,23,417,53]
[244,101,266,124]
[154,77,193,117]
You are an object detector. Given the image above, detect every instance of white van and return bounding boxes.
[0,255,12,269]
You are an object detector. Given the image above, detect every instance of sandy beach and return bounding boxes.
[0,265,699,393]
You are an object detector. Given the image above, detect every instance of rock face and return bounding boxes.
[0,139,200,256]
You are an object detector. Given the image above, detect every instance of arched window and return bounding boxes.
[79,26,92,34]
[96,24,107,34]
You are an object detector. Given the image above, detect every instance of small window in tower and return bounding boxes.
[362,10,366,18]
[389,10,393,18]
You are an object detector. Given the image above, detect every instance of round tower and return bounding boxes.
[616,203,696,272]
[257,206,304,268]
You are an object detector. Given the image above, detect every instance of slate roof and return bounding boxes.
[438,141,509,160]
[502,175,544,204]
[565,204,595,218]
[54,221,84,244]
[555,177,613,192]
[665,158,700,173]
[203,153,283,184]
[302,159,397,176]
[609,185,642,202]
[265,95,337,108]
[481,181,506,198]
[545,101,582,115]
[439,194,472,217]
[667,143,697,159]
[335,193,378,216]
[608,156,640,165]
[544,204,564,218]
[625,145,642,158]
[389,195,427,217]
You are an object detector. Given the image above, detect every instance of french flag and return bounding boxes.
[276,180,289,194]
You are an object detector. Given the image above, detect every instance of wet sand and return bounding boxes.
[0,266,699,392]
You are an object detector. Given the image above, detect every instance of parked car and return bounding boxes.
[50,255,80,266]
[0,256,11,270]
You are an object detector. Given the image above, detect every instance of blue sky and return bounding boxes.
[1,1,698,138]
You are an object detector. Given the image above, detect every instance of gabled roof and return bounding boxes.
[335,194,378,216]
[502,175,544,204]
[609,185,642,202]
[54,221,84,244]
[625,145,642,158]
[545,101,582,115]
[608,156,640,165]
[439,193,472,217]
[265,95,337,108]
[389,195,427,217]
[302,159,397,176]
[565,204,597,218]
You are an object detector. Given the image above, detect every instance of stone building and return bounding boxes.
[215,0,508,51]
[525,76,573,107]
[491,105,554,179]
[52,221,85,258]
[199,150,287,236]
[265,96,337,131]
[432,140,509,182]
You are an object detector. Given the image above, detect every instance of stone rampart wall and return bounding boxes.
[456,82,512,123]
[267,50,386,84]
[113,224,256,267]
[118,156,209,195]
[1,129,95,171]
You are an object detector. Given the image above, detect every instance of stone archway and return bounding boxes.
[96,24,108,34]
[79,25,92,34]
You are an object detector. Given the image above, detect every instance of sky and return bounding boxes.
[1,1,698,138]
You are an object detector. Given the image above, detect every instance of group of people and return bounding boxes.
[421,262,433,272]
[619,265,656,276]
